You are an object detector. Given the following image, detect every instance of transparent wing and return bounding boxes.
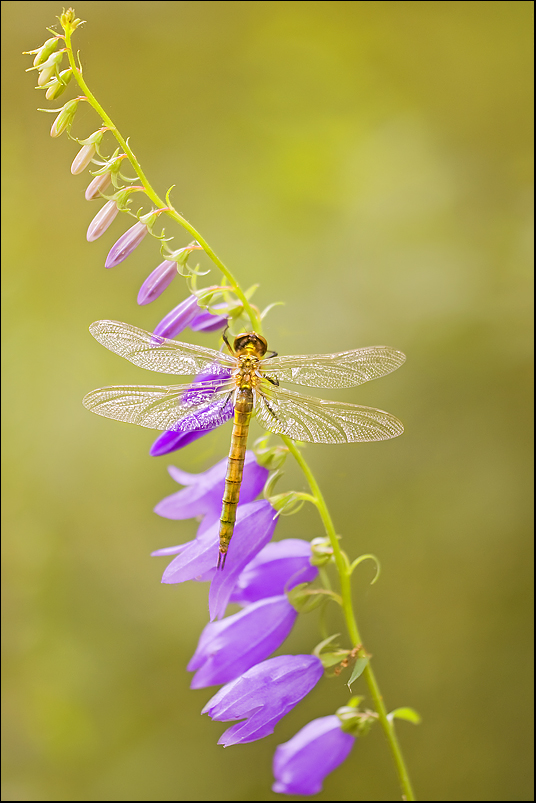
[255,381,403,443]
[83,379,235,432]
[89,320,236,376]
[262,346,405,388]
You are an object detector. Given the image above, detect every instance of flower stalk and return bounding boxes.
[280,435,416,801]
[62,25,261,333]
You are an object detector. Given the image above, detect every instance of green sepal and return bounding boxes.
[310,537,334,567]
[387,707,422,725]
[253,436,289,471]
[287,583,328,614]
[77,128,106,147]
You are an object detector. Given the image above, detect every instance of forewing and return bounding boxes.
[255,382,403,443]
[263,346,405,388]
[83,379,235,432]
[89,320,236,376]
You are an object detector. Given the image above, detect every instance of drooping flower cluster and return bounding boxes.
[150,449,356,792]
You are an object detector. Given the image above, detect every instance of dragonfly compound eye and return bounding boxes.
[233,332,268,357]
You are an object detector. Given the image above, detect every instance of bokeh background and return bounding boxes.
[2,1,533,800]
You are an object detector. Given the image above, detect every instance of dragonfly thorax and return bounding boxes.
[234,353,262,390]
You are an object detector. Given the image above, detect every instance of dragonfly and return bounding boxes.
[83,320,405,568]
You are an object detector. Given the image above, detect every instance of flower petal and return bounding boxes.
[189,596,297,688]
[208,500,277,620]
[230,539,317,605]
[272,715,355,796]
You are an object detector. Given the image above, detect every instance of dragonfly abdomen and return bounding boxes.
[218,387,254,568]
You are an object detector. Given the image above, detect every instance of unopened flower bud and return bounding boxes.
[87,200,119,242]
[50,98,79,138]
[45,69,72,100]
[31,37,59,67]
[137,260,178,305]
[85,171,112,201]
[152,295,200,339]
[37,50,64,86]
[105,220,148,268]
[71,142,96,175]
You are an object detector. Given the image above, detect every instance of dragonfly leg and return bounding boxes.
[265,375,279,387]
[264,350,278,359]
[222,325,234,356]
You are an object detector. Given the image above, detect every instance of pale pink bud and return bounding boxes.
[86,200,119,242]
[85,172,112,201]
[71,143,96,175]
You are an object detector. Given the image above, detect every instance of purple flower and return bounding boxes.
[137,260,178,305]
[150,428,211,456]
[152,295,228,339]
[189,304,228,332]
[188,594,298,689]
[272,715,355,796]
[105,220,148,268]
[202,655,324,746]
[149,367,234,456]
[230,539,318,605]
[154,450,267,525]
[188,596,297,689]
[155,499,278,620]
[152,295,200,339]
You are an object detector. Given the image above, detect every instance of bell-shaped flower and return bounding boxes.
[272,715,355,796]
[149,367,234,457]
[105,220,147,268]
[137,260,178,305]
[202,655,324,746]
[230,539,318,605]
[150,427,212,456]
[153,295,200,339]
[154,499,278,620]
[189,304,228,333]
[154,450,267,525]
[188,595,297,688]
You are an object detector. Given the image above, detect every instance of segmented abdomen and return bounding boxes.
[218,388,253,562]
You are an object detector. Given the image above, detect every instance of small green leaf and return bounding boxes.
[387,707,422,725]
[347,657,369,690]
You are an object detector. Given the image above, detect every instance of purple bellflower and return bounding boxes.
[154,499,278,620]
[202,654,324,746]
[272,715,355,796]
[230,539,318,605]
[188,595,297,688]
[189,303,228,332]
[149,366,234,457]
[153,295,228,340]
[154,450,267,531]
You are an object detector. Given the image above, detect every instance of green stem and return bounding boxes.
[281,436,416,802]
[62,30,262,334]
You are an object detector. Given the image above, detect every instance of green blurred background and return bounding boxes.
[2,1,533,800]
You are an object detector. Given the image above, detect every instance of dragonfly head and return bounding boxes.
[233,332,268,358]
